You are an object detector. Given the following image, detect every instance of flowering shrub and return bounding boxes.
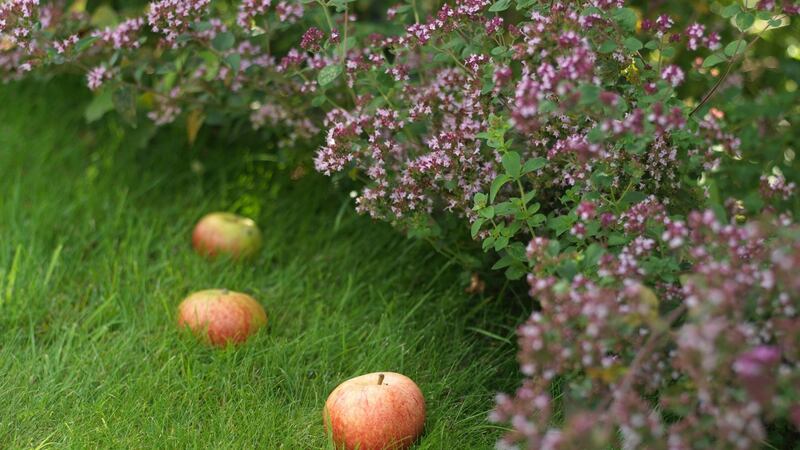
[2,0,800,447]
[0,0,329,149]
[304,0,800,446]
[491,207,800,448]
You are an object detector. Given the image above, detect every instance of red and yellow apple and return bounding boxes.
[192,212,263,259]
[177,289,267,346]
[324,372,426,450]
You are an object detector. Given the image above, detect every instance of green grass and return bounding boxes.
[0,79,521,449]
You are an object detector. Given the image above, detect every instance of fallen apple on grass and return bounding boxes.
[192,212,262,259]
[177,289,267,346]
[324,372,426,450]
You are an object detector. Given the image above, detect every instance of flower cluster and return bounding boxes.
[93,17,145,50]
[147,0,210,46]
[86,65,111,91]
[493,206,800,449]
[237,0,270,28]
[0,0,39,51]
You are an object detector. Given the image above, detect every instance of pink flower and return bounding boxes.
[147,0,210,46]
[92,17,145,50]
[237,0,270,28]
[300,27,324,52]
[275,1,302,23]
[86,65,110,91]
[661,65,684,87]
[686,23,705,51]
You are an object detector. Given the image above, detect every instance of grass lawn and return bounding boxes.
[0,79,522,448]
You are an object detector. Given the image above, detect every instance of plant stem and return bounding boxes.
[430,44,469,73]
[516,180,535,236]
[317,0,336,33]
[689,18,782,117]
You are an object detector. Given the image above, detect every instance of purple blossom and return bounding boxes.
[655,14,673,36]
[760,172,796,200]
[92,17,145,50]
[686,23,704,51]
[86,65,110,90]
[147,87,182,125]
[53,34,78,54]
[300,27,324,52]
[147,0,210,46]
[276,1,302,23]
[237,0,270,28]
[661,64,684,87]
[485,16,503,35]
[0,0,40,51]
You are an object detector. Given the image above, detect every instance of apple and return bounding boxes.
[192,212,263,259]
[177,289,267,346]
[324,372,426,450]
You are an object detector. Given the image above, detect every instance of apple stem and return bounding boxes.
[377,374,385,385]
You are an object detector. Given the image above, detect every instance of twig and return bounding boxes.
[689,17,783,117]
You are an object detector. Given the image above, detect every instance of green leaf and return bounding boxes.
[489,0,511,12]
[505,265,526,280]
[502,151,521,178]
[522,189,537,205]
[724,39,746,57]
[224,53,241,73]
[311,95,326,107]
[623,37,643,52]
[546,240,560,257]
[767,17,787,28]
[661,46,676,58]
[494,236,509,251]
[522,157,546,174]
[490,46,507,56]
[471,218,485,238]
[548,215,576,236]
[756,10,773,20]
[492,254,514,270]
[735,12,755,31]
[493,201,514,217]
[506,243,527,262]
[702,53,727,68]
[608,233,629,246]
[84,88,114,123]
[527,214,546,228]
[75,36,98,53]
[579,84,600,105]
[516,0,536,9]
[556,260,578,279]
[583,243,604,268]
[211,32,235,52]
[490,174,511,203]
[318,64,343,87]
[598,40,617,54]
[611,8,638,32]
[720,3,740,18]
[200,51,220,81]
[473,192,488,209]
[482,236,496,252]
